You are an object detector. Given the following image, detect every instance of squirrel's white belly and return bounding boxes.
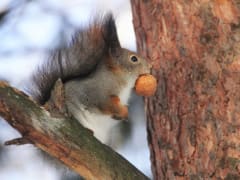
[69,103,119,144]
[119,77,136,105]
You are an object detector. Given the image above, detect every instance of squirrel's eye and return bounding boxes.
[130,55,138,63]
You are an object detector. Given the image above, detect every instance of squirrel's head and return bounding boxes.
[109,47,152,76]
[102,14,151,77]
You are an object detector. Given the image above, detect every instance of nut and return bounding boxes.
[135,74,157,97]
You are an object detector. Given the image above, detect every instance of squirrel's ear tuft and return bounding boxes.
[102,13,121,57]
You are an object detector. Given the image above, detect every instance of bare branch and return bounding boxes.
[0,81,148,180]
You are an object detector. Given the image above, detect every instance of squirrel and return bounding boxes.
[30,13,153,144]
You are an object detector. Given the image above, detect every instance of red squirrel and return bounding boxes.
[30,14,153,144]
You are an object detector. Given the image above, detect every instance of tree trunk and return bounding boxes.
[131,0,240,179]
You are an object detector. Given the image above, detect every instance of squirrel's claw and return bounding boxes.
[112,105,128,121]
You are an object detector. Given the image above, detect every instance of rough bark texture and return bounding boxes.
[131,0,240,179]
[0,82,148,180]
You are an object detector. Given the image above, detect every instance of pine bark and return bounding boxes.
[131,0,240,179]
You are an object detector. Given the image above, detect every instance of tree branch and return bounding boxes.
[0,81,148,180]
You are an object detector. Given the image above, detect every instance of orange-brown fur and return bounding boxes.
[100,95,128,119]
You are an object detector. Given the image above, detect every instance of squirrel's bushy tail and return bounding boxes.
[30,13,121,104]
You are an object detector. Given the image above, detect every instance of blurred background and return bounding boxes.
[0,0,151,179]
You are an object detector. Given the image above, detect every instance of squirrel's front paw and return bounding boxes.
[112,105,128,120]
[100,95,128,120]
